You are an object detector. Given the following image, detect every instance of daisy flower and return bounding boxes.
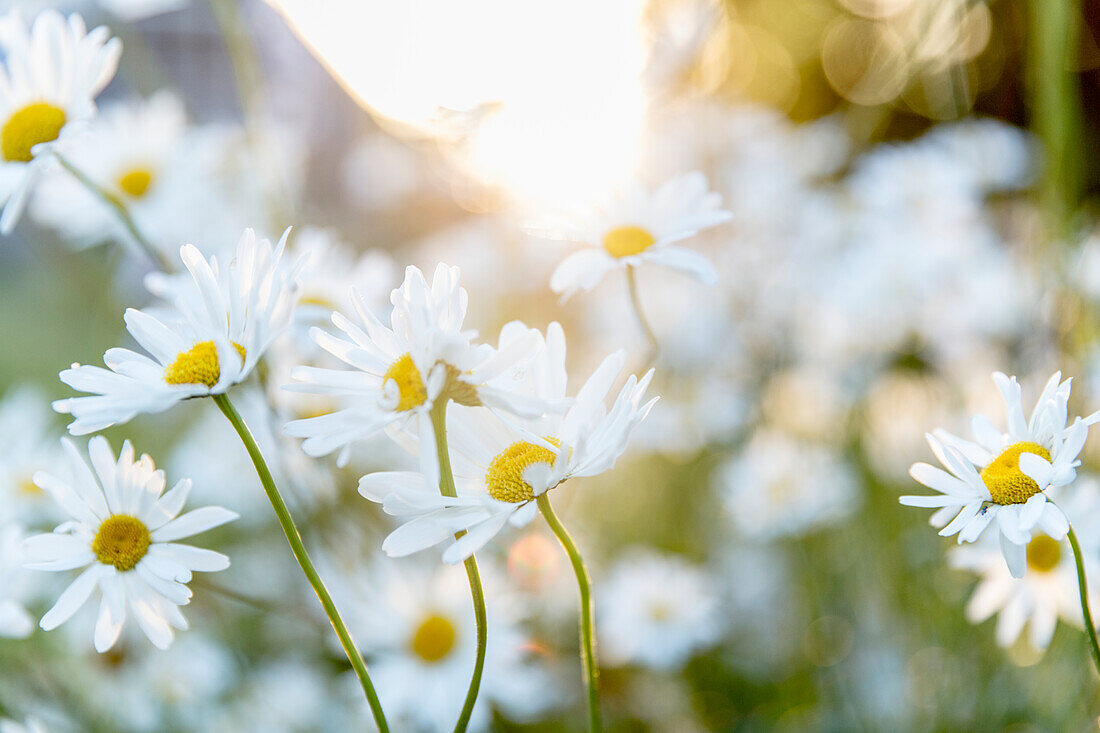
[0,385,66,525]
[533,171,732,299]
[284,263,548,467]
[53,228,306,435]
[22,436,237,652]
[0,10,121,232]
[948,484,1100,651]
[598,550,723,671]
[30,91,194,252]
[332,557,561,732]
[358,322,656,563]
[902,372,1100,577]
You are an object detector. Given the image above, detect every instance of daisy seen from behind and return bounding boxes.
[0,10,121,232]
[534,171,732,299]
[53,227,305,435]
[22,436,236,652]
[902,371,1100,578]
[284,263,547,467]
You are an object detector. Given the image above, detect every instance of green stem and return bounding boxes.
[54,153,173,273]
[430,400,488,733]
[1067,525,1100,677]
[537,493,601,731]
[213,393,390,732]
[1028,0,1082,239]
[626,265,658,367]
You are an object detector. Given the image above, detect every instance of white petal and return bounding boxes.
[39,564,102,631]
[151,506,238,542]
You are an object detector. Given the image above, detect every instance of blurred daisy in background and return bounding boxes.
[332,557,560,732]
[949,483,1100,651]
[719,428,861,541]
[0,10,121,232]
[903,372,1100,577]
[0,523,34,639]
[30,92,207,256]
[358,322,655,563]
[598,550,723,671]
[22,437,237,651]
[0,386,66,525]
[54,228,305,434]
[532,171,731,299]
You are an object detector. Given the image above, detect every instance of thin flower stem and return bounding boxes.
[1067,525,1100,677]
[626,265,658,367]
[212,393,390,732]
[54,153,173,273]
[430,400,488,733]
[537,493,601,732]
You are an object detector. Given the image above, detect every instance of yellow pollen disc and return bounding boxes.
[383,353,428,412]
[410,614,457,663]
[163,340,247,388]
[1,102,66,162]
[18,476,40,496]
[1026,534,1062,573]
[603,225,656,258]
[117,167,154,198]
[92,515,152,571]
[486,437,561,503]
[980,441,1052,505]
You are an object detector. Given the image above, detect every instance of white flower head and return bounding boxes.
[598,550,723,671]
[0,10,121,232]
[22,436,237,652]
[54,227,306,434]
[533,171,732,299]
[0,522,34,639]
[284,263,550,467]
[948,483,1100,651]
[902,371,1100,578]
[358,322,657,564]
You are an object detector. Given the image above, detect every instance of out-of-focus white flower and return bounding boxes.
[599,550,722,670]
[719,428,860,541]
[902,372,1100,578]
[0,10,121,232]
[54,228,306,434]
[949,483,1100,650]
[358,323,655,563]
[0,523,34,639]
[284,263,548,467]
[0,386,65,525]
[0,718,49,733]
[533,171,731,299]
[30,92,211,254]
[23,437,236,651]
[333,557,560,732]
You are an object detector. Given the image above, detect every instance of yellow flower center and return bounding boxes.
[1,102,66,162]
[980,442,1052,505]
[163,340,247,388]
[92,515,152,571]
[383,353,428,412]
[410,614,457,663]
[18,476,40,496]
[603,225,656,258]
[117,167,154,198]
[486,437,561,503]
[1026,534,1062,573]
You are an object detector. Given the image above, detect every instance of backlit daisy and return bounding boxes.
[0,10,121,232]
[22,437,237,651]
[54,228,306,435]
[533,171,732,299]
[902,372,1100,577]
[284,263,547,467]
[358,322,656,563]
[0,386,66,524]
